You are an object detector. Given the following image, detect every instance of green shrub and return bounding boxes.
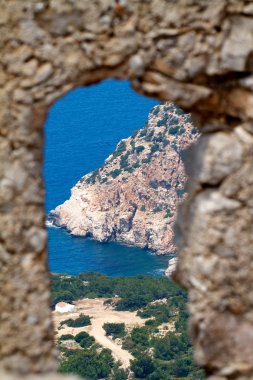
[169,125,179,135]
[164,209,173,218]
[111,367,128,380]
[86,169,100,184]
[176,188,187,197]
[103,323,125,337]
[132,130,139,138]
[124,167,133,173]
[120,152,130,168]
[139,128,147,138]
[153,332,191,361]
[165,105,174,113]
[184,115,192,124]
[61,314,91,328]
[179,127,186,135]
[117,141,126,152]
[145,130,154,142]
[131,327,149,347]
[110,169,121,178]
[137,301,174,325]
[152,107,159,116]
[149,180,158,189]
[74,332,95,348]
[175,107,185,116]
[133,161,140,169]
[59,334,74,341]
[145,319,156,326]
[140,205,146,212]
[150,144,160,153]
[135,145,145,155]
[142,154,152,164]
[169,116,179,125]
[52,291,75,306]
[112,141,127,158]
[131,355,155,378]
[153,207,162,213]
[157,119,165,127]
[153,132,163,143]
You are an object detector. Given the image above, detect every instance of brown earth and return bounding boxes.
[53,298,146,368]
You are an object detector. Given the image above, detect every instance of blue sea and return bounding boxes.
[44,79,169,276]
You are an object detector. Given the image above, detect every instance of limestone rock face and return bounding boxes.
[49,103,199,254]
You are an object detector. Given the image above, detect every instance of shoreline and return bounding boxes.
[46,219,176,257]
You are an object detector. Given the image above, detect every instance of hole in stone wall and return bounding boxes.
[44,78,203,379]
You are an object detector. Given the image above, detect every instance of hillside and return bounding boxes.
[48,103,199,254]
[52,273,204,380]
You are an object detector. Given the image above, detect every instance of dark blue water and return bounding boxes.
[44,79,168,276]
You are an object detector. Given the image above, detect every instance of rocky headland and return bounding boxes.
[48,103,199,254]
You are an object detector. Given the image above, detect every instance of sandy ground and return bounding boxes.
[53,298,146,368]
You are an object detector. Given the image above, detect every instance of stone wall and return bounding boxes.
[0,0,253,378]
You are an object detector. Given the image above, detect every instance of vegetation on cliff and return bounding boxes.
[83,104,196,185]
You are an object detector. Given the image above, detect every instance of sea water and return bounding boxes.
[44,79,169,276]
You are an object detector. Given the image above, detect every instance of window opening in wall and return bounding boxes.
[44,78,203,379]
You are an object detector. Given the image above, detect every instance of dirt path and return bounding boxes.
[53,298,146,368]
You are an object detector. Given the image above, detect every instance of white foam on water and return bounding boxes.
[46,220,60,228]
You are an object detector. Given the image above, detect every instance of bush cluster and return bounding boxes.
[103,323,125,338]
[60,314,91,328]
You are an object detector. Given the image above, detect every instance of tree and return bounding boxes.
[61,314,91,328]
[131,355,155,378]
[132,130,139,138]
[153,207,162,213]
[164,209,173,218]
[74,331,95,348]
[110,169,121,178]
[157,119,165,127]
[145,130,154,142]
[150,144,159,153]
[139,128,147,138]
[152,107,159,116]
[169,125,179,135]
[103,323,125,337]
[60,348,114,379]
[149,180,158,189]
[135,145,145,155]
[131,327,149,347]
[111,366,128,380]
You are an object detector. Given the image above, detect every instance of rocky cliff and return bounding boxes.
[49,103,199,254]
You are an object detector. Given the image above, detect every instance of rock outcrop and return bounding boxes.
[165,257,178,277]
[49,103,199,254]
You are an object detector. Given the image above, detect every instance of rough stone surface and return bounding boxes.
[0,371,79,380]
[174,126,253,379]
[0,1,253,379]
